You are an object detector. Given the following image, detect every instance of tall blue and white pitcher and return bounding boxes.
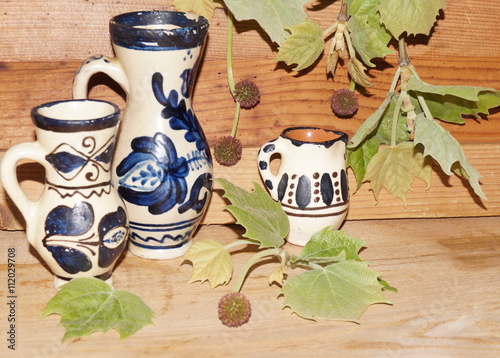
[73,11,212,259]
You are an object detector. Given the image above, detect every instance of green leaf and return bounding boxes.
[42,278,154,342]
[378,0,446,38]
[408,75,500,102]
[374,94,412,145]
[413,115,486,199]
[378,278,398,293]
[280,261,390,322]
[347,135,381,190]
[215,178,289,248]
[171,0,223,22]
[407,76,500,123]
[223,0,309,45]
[291,227,366,265]
[345,0,392,66]
[364,141,432,205]
[183,239,233,288]
[275,20,324,71]
[348,91,395,148]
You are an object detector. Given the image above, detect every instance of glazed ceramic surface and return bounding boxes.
[0,100,128,288]
[73,11,212,259]
[258,127,349,246]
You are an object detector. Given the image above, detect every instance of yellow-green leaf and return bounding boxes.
[280,261,390,322]
[223,0,309,45]
[216,178,289,249]
[275,19,324,71]
[269,264,288,286]
[364,141,432,205]
[183,239,233,288]
[348,57,373,88]
[171,0,222,22]
[413,114,486,199]
[378,0,446,38]
[42,278,154,342]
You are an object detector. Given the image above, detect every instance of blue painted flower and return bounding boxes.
[152,72,210,154]
[116,132,189,215]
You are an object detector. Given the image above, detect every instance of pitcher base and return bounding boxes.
[128,239,193,260]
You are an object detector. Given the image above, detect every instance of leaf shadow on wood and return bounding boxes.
[432,163,487,210]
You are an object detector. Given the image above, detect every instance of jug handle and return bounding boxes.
[72,55,129,99]
[257,139,283,201]
[0,142,45,245]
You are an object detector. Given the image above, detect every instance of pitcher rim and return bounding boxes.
[281,126,349,148]
[109,10,209,51]
[31,99,120,133]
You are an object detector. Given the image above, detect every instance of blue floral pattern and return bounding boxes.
[116,132,189,215]
[152,72,210,156]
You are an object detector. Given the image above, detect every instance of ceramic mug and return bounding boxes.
[258,127,349,246]
[0,99,129,288]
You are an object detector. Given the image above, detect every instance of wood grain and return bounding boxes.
[2,142,499,230]
[1,0,500,61]
[1,217,499,357]
[1,0,500,230]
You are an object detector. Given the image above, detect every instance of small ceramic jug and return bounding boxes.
[258,127,349,246]
[0,99,128,288]
[73,11,212,260]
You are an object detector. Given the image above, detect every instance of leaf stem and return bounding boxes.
[349,78,356,91]
[391,91,405,147]
[389,67,402,93]
[226,11,240,139]
[343,26,356,60]
[232,248,282,293]
[227,11,236,95]
[231,102,241,137]
[417,94,434,121]
[398,38,411,67]
[322,21,338,38]
[224,239,256,251]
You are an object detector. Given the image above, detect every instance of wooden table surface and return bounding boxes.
[1,217,499,357]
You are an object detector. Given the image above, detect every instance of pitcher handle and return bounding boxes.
[72,55,129,99]
[0,142,45,244]
[257,139,284,201]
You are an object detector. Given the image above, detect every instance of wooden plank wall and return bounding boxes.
[1,0,499,230]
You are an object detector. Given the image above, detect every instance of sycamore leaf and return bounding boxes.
[348,91,395,148]
[280,261,390,322]
[378,0,446,38]
[379,278,398,293]
[364,141,432,205]
[269,264,288,286]
[374,94,412,145]
[183,239,233,288]
[223,0,309,45]
[345,0,392,67]
[291,227,365,265]
[347,135,381,190]
[348,57,373,88]
[42,278,154,342]
[407,76,500,123]
[215,178,289,248]
[171,0,223,22]
[275,19,324,71]
[413,115,486,199]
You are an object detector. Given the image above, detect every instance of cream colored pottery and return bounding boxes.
[73,11,212,259]
[258,127,349,246]
[0,100,128,288]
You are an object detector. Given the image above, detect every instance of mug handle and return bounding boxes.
[0,142,45,244]
[257,139,283,201]
[72,55,129,99]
